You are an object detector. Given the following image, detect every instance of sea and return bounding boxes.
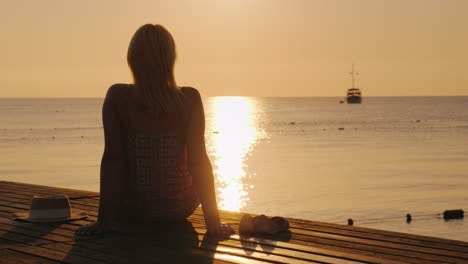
[1,96,467,241]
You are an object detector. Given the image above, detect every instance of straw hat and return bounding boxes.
[13,194,88,222]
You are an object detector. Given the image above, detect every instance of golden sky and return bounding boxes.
[1,0,468,97]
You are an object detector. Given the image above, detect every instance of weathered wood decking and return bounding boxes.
[0,181,467,264]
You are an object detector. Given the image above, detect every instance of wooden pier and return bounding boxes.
[0,181,467,263]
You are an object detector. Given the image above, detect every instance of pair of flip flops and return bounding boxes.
[239,214,289,235]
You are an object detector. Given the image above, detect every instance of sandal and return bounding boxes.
[240,214,289,235]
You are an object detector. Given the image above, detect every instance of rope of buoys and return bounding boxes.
[345,209,464,226]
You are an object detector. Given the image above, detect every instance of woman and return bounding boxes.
[76,24,235,238]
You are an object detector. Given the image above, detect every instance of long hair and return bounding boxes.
[127,24,183,113]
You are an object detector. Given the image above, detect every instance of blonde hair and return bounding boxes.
[127,24,183,113]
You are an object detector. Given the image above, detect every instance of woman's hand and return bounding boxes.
[76,222,110,236]
[208,223,235,240]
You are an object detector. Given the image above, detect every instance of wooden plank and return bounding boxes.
[188,223,462,264]
[0,193,29,204]
[0,219,82,245]
[10,244,106,264]
[205,210,468,249]
[4,217,302,259]
[200,234,368,264]
[220,235,393,264]
[0,181,98,198]
[0,238,16,249]
[72,229,272,264]
[200,217,468,255]
[289,223,468,253]
[58,239,269,264]
[57,239,181,264]
[2,184,455,258]
[2,181,468,264]
[0,248,61,264]
[190,221,400,264]
[0,210,454,262]
[276,237,452,264]
[0,223,75,246]
[0,228,54,246]
[0,189,90,204]
[4,185,466,259]
[0,202,29,211]
[285,226,468,259]
[57,204,460,264]
[190,210,468,256]
[5,208,460,264]
[0,214,388,264]
[39,242,135,264]
[78,222,343,264]
[290,218,468,248]
[0,188,100,211]
[134,231,365,264]
[216,235,409,264]
[185,217,466,264]
[209,208,468,248]
[287,232,463,264]
[187,216,468,263]
[75,225,334,263]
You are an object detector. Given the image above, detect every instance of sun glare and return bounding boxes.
[208,97,262,212]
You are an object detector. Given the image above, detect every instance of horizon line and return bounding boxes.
[1,95,468,99]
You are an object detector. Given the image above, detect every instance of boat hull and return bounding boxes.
[346,96,362,104]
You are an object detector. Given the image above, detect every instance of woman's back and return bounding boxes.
[105,84,199,223]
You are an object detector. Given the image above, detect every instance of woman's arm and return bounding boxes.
[76,85,125,235]
[186,88,221,230]
[185,88,235,237]
[98,85,126,228]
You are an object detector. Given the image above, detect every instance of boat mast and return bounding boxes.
[351,64,355,88]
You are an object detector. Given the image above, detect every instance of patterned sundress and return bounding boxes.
[118,88,200,223]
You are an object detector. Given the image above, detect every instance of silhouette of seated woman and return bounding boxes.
[76,24,235,238]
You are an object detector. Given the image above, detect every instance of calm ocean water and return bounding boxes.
[1,96,467,241]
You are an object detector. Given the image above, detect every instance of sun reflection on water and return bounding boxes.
[208,97,263,212]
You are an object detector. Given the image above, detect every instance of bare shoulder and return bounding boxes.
[180,86,201,98]
[104,83,133,108]
[104,83,130,105]
[180,87,202,105]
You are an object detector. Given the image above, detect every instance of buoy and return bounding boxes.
[443,209,464,220]
[289,122,295,125]
[406,214,412,223]
[347,218,353,226]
